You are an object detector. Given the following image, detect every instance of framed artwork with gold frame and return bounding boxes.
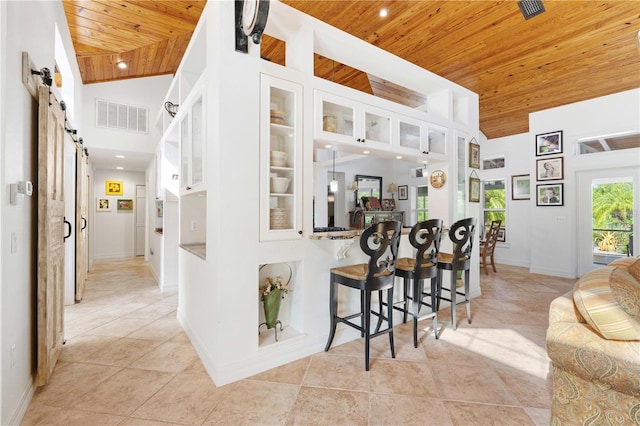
[469,140,480,169]
[469,177,480,202]
[105,180,123,196]
[117,199,133,211]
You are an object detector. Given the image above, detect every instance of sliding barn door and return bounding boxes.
[36,85,66,386]
[75,146,88,301]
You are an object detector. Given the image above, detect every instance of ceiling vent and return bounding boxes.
[517,0,545,20]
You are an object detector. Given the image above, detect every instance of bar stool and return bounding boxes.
[324,221,402,371]
[393,219,443,348]
[436,217,476,330]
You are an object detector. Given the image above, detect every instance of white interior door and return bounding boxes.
[577,167,639,276]
[135,185,146,256]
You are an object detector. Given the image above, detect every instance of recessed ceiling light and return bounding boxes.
[115,155,125,158]
[325,144,332,149]
[363,150,370,154]
[396,155,403,159]
[379,8,388,17]
[116,166,124,170]
[116,61,127,69]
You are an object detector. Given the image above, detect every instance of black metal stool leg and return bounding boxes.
[450,268,457,330]
[430,277,439,339]
[412,279,424,348]
[375,290,385,333]
[387,287,395,359]
[364,289,372,371]
[464,269,471,323]
[324,275,338,352]
[403,277,409,323]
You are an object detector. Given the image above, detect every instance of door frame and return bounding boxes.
[577,167,639,276]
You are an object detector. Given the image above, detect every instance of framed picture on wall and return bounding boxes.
[469,140,480,169]
[497,228,506,242]
[536,157,564,181]
[469,177,480,202]
[117,199,133,211]
[96,198,110,211]
[511,174,531,200]
[105,180,123,196]
[536,183,564,206]
[398,185,408,200]
[535,130,563,156]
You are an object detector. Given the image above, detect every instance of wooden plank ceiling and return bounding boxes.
[63,0,640,139]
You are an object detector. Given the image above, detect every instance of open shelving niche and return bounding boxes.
[257,260,304,347]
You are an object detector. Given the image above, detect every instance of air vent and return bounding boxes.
[517,0,545,20]
[96,99,148,134]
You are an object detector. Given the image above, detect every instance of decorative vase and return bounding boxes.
[263,289,282,329]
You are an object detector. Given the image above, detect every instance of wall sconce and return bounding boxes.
[388,182,398,199]
[350,181,358,191]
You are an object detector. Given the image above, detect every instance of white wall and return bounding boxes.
[479,133,532,267]
[82,76,171,157]
[528,89,640,278]
[484,89,640,277]
[92,169,145,259]
[0,1,83,424]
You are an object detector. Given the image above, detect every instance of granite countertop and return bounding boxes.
[309,227,412,240]
[180,243,206,259]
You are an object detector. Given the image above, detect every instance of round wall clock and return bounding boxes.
[430,170,447,188]
[241,0,270,44]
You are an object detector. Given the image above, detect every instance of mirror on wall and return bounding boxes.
[355,175,382,208]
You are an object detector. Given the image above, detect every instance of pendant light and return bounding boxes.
[329,150,338,192]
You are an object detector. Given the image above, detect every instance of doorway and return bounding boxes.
[135,185,146,256]
[577,167,639,276]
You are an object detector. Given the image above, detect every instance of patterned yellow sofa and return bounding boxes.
[546,256,640,425]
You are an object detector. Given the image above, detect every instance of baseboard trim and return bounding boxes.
[6,376,35,426]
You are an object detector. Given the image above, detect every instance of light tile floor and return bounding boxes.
[22,257,575,425]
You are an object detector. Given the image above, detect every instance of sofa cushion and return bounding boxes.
[573,266,640,341]
[609,256,640,282]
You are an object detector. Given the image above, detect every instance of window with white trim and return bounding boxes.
[416,185,428,221]
[482,179,506,241]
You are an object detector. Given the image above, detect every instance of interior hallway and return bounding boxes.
[21,257,575,425]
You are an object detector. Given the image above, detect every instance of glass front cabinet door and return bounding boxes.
[180,94,206,194]
[260,74,303,241]
[314,91,391,147]
[398,115,429,154]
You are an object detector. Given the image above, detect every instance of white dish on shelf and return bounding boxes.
[270,150,287,167]
[269,208,287,229]
[270,177,290,193]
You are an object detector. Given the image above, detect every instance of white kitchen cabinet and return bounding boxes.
[260,74,303,241]
[314,90,392,148]
[396,114,448,159]
[398,115,428,154]
[428,124,448,156]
